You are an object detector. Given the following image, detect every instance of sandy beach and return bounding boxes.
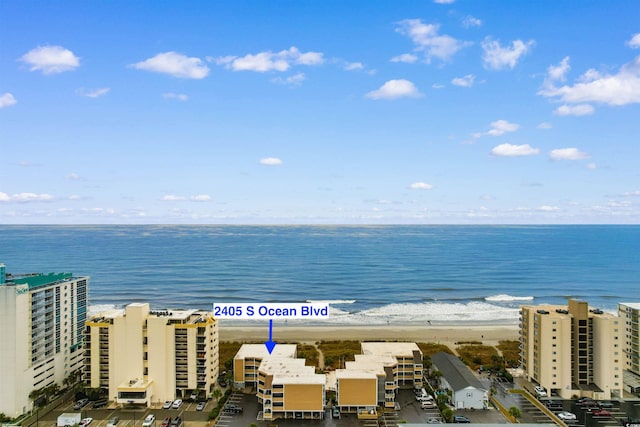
[219,323,519,347]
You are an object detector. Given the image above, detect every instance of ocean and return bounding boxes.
[0,225,638,325]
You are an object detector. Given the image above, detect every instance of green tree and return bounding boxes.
[508,406,522,421]
[212,389,222,403]
[441,407,454,423]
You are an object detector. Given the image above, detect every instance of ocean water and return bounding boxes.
[0,225,638,325]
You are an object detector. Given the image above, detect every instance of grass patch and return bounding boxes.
[318,340,360,369]
[456,344,499,371]
[416,342,454,357]
[496,340,520,367]
[297,344,320,367]
[219,341,258,371]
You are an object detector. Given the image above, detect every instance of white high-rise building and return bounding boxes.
[84,303,219,406]
[0,263,88,417]
[619,303,640,376]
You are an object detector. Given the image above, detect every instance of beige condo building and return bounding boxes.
[84,303,218,406]
[0,264,88,417]
[619,303,640,376]
[520,299,623,399]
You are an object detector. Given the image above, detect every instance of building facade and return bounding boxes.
[232,344,297,389]
[430,352,487,409]
[0,263,88,417]
[619,303,640,376]
[520,299,623,399]
[84,303,218,406]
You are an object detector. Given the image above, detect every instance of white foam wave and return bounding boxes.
[321,301,520,325]
[88,304,119,317]
[306,299,356,305]
[485,294,534,302]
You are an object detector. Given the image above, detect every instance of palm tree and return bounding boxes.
[508,406,522,421]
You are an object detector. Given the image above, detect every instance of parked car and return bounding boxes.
[196,401,206,411]
[79,418,93,426]
[74,398,89,410]
[190,391,199,402]
[453,416,471,423]
[224,404,243,414]
[171,399,183,409]
[169,416,182,427]
[106,417,119,427]
[92,399,107,409]
[557,412,577,421]
[160,417,171,427]
[591,409,612,418]
[427,418,443,424]
[162,401,173,409]
[597,400,614,408]
[534,386,547,397]
[545,399,563,410]
[332,406,340,419]
[142,415,155,427]
[421,400,437,409]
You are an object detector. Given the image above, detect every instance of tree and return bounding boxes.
[508,406,522,421]
[212,389,222,403]
[441,407,454,423]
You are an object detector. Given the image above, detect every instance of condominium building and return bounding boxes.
[84,303,218,406]
[520,299,623,399]
[0,263,88,417]
[232,344,297,389]
[257,357,325,421]
[335,342,424,415]
[360,342,423,388]
[618,302,640,395]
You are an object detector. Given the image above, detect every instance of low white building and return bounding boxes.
[430,352,487,410]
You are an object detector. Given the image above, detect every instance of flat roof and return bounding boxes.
[361,342,421,357]
[336,368,379,380]
[234,343,297,360]
[522,303,616,318]
[259,358,324,384]
[354,354,398,366]
[620,302,640,310]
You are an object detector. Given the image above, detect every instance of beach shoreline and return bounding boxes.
[219,323,520,347]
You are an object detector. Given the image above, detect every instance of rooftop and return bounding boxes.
[620,302,640,310]
[259,358,324,384]
[361,342,421,358]
[234,343,297,360]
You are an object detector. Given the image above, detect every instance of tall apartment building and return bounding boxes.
[0,263,88,417]
[520,299,623,399]
[619,303,640,378]
[84,303,218,406]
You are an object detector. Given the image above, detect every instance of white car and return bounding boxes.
[162,401,172,409]
[534,386,547,397]
[80,418,93,427]
[172,399,183,409]
[142,415,155,427]
[557,412,577,421]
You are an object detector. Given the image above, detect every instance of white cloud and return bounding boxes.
[537,122,552,129]
[451,74,475,87]
[0,192,54,202]
[0,93,17,108]
[271,73,306,87]
[395,19,469,62]
[538,205,560,211]
[409,182,433,190]
[190,194,211,202]
[462,16,482,28]
[390,53,418,63]
[433,0,454,3]
[344,62,364,71]
[586,162,597,170]
[623,190,640,196]
[20,45,80,74]
[214,47,323,72]
[628,33,640,49]
[554,104,594,116]
[76,87,110,98]
[131,52,209,79]
[260,157,283,166]
[547,56,570,82]
[161,195,187,201]
[366,79,422,100]
[432,83,445,89]
[491,143,539,157]
[549,147,589,160]
[481,38,534,70]
[65,173,81,180]
[539,56,640,106]
[68,195,83,200]
[163,92,188,101]
[487,119,519,136]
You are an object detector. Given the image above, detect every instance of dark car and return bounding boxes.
[453,416,471,423]
[74,398,89,410]
[160,417,171,427]
[224,404,243,414]
[169,416,182,427]
[92,399,107,409]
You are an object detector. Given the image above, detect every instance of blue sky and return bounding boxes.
[1,0,640,224]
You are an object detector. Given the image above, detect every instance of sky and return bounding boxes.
[1,0,640,224]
